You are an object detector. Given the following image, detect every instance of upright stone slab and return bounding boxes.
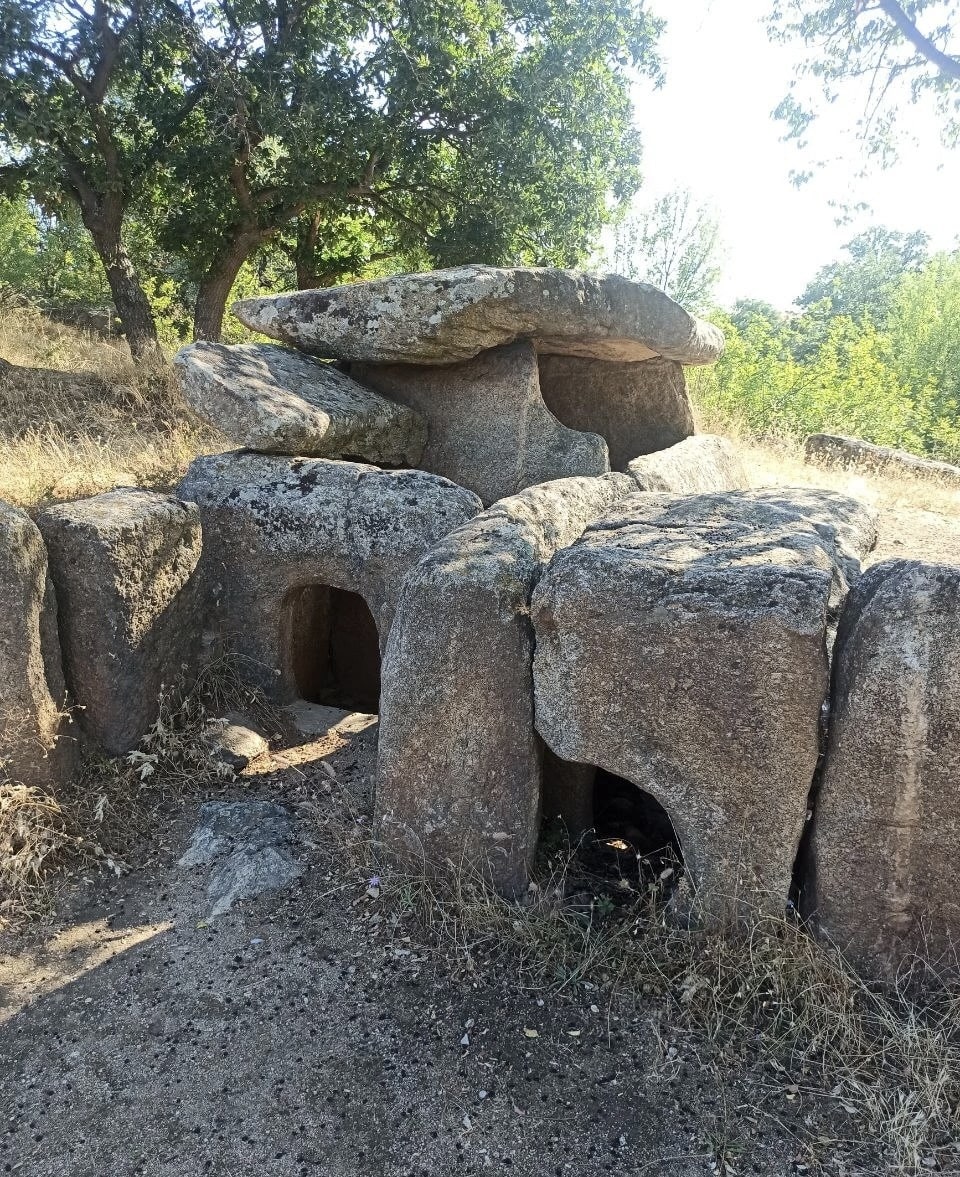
[37,490,204,755]
[0,502,74,787]
[354,342,609,505]
[178,453,482,703]
[531,491,857,915]
[811,560,960,976]
[174,342,426,466]
[233,266,725,366]
[628,434,748,494]
[537,356,694,471]
[376,473,635,893]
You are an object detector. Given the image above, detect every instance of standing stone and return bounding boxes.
[531,492,857,916]
[37,490,204,755]
[178,453,482,703]
[354,342,609,505]
[233,266,726,366]
[174,342,425,466]
[376,473,635,894]
[810,560,960,976]
[538,356,693,471]
[628,434,748,494]
[0,502,74,787]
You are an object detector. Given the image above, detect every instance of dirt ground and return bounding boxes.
[1,464,957,1177]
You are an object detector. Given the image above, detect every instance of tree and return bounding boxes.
[797,226,930,320]
[769,1,960,162]
[1,0,665,352]
[610,188,722,310]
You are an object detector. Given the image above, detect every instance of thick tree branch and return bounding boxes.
[874,0,960,82]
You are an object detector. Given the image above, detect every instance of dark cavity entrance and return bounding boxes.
[286,585,381,712]
[541,753,683,899]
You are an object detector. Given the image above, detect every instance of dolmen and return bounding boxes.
[4,265,960,981]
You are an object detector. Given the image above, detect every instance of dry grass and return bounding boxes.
[0,297,221,508]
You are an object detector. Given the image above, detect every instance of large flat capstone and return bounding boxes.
[531,490,867,915]
[233,266,725,366]
[174,342,425,465]
[810,560,960,977]
[37,490,204,755]
[376,472,635,894]
[354,342,610,506]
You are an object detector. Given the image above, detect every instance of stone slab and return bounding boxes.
[628,434,748,494]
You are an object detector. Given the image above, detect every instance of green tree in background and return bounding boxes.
[769,0,960,163]
[0,0,664,354]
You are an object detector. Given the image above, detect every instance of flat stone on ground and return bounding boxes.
[233,266,725,366]
[805,433,960,488]
[174,341,425,465]
[628,434,748,493]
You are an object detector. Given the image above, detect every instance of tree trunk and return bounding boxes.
[194,232,264,342]
[83,214,162,362]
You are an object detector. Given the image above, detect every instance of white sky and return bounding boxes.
[635,0,960,309]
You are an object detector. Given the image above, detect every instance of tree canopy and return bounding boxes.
[0,0,664,355]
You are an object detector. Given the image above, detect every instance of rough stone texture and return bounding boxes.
[805,432,960,488]
[233,266,725,366]
[206,714,270,771]
[810,560,960,976]
[531,491,856,915]
[0,502,75,787]
[178,800,303,918]
[538,356,694,471]
[376,473,636,894]
[178,452,482,702]
[174,341,425,465]
[628,434,748,494]
[354,342,610,505]
[37,490,203,756]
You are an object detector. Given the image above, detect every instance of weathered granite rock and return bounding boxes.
[0,502,74,787]
[178,799,303,918]
[538,356,694,471]
[628,434,748,493]
[810,560,960,976]
[376,472,635,894]
[743,488,878,590]
[205,714,270,771]
[178,453,482,703]
[805,433,960,488]
[233,266,725,366]
[354,342,610,505]
[531,491,857,915]
[174,341,425,465]
[37,490,204,755]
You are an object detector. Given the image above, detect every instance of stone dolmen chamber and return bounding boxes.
[2,265,958,981]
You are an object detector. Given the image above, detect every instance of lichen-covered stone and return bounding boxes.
[178,453,482,702]
[628,434,748,493]
[538,356,694,471]
[37,490,204,755]
[354,342,610,506]
[0,502,74,787]
[531,491,859,915]
[233,266,725,366]
[810,560,960,976]
[174,341,425,465]
[805,432,960,487]
[376,473,635,893]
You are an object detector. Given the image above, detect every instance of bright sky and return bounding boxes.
[635,0,960,309]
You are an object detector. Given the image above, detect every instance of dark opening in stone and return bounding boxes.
[285,585,381,712]
[592,768,683,874]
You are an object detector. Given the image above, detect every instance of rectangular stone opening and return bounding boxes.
[285,584,381,712]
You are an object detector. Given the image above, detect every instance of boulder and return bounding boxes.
[354,342,610,506]
[178,453,482,703]
[538,356,694,471]
[628,434,748,493]
[233,266,725,366]
[376,472,635,893]
[531,491,859,915]
[0,502,75,787]
[174,341,425,465]
[37,490,204,755]
[805,433,960,488]
[810,560,960,976]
